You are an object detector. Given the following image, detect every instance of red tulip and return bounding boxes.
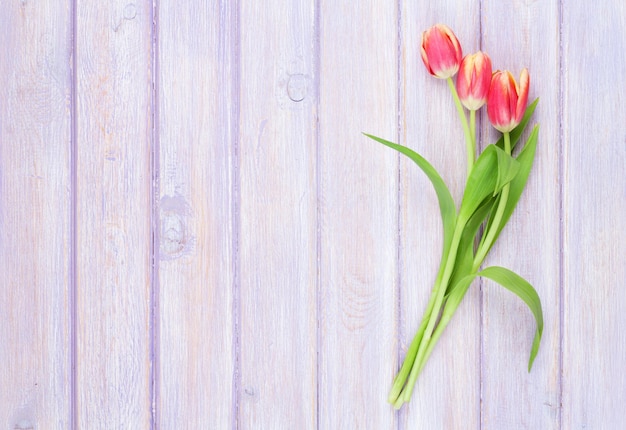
[487,69,530,133]
[456,52,492,110]
[421,24,463,79]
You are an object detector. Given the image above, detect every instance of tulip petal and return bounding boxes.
[457,52,492,110]
[515,69,530,124]
[487,69,530,133]
[421,24,462,79]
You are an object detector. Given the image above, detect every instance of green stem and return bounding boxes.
[389,96,494,408]
[447,77,473,175]
[470,109,477,164]
[399,218,467,403]
[387,288,436,404]
[388,230,452,405]
[472,132,512,271]
[406,288,460,394]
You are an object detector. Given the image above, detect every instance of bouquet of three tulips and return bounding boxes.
[364,24,544,409]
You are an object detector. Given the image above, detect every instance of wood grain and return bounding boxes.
[318,2,398,428]
[75,1,153,426]
[399,3,481,428]
[156,2,235,427]
[0,1,72,428]
[238,1,318,428]
[480,1,561,428]
[561,1,626,428]
[2,1,626,427]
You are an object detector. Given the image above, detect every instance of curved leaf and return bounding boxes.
[442,273,478,315]
[494,145,521,194]
[480,266,544,371]
[444,266,543,372]
[459,144,519,222]
[363,133,457,253]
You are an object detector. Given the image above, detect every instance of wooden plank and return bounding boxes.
[318,2,398,428]
[75,1,153,426]
[238,1,318,428]
[480,1,561,428]
[156,2,235,427]
[562,1,626,428]
[0,2,72,428]
[399,4,481,428]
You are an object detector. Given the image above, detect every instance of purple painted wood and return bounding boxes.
[156,2,235,427]
[74,0,153,426]
[561,0,626,428]
[318,2,398,428]
[0,1,625,428]
[238,1,318,428]
[0,1,72,427]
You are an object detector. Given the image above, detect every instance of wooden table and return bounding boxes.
[1,1,624,428]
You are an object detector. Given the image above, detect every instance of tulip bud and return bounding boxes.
[487,69,530,133]
[456,52,492,110]
[420,24,463,79]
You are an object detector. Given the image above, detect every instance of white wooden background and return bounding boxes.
[1,0,624,428]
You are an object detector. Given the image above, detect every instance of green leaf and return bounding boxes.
[363,133,457,253]
[458,145,519,222]
[446,196,494,295]
[458,147,497,221]
[442,273,478,316]
[444,266,543,372]
[482,125,539,255]
[364,133,460,406]
[496,98,539,152]
[494,145,521,195]
[479,266,544,371]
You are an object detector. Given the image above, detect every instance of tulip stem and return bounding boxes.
[398,217,467,403]
[470,109,477,163]
[387,285,439,405]
[447,77,473,175]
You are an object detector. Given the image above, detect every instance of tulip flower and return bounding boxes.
[420,24,463,79]
[455,51,493,169]
[456,52,492,111]
[421,25,472,170]
[487,69,530,133]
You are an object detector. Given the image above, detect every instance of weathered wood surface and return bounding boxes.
[0,1,72,428]
[74,1,154,427]
[1,0,625,428]
[318,2,398,429]
[561,1,626,428]
[238,1,318,428]
[156,2,234,427]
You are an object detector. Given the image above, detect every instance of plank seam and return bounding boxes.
[70,0,78,427]
[557,0,565,427]
[314,0,322,428]
[224,0,243,427]
[149,0,161,428]
[478,3,484,428]
[395,0,404,428]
